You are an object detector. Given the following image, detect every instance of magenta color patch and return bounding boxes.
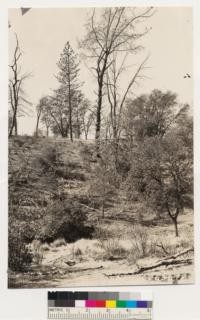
[85,300,97,307]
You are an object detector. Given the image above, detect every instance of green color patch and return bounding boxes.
[116,300,127,308]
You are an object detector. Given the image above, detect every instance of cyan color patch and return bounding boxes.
[126,300,137,308]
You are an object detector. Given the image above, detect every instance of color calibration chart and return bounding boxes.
[48,291,153,319]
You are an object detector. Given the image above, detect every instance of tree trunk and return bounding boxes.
[35,114,40,137]
[113,138,119,171]
[95,58,107,143]
[64,126,69,138]
[95,85,103,157]
[95,83,102,141]
[166,203,179,237]
[69,107,73,141]
[68,82,73,142]
[113,126,117,140]
[173,217,179,237]
[14,117,18,136]
[95,54,109,154]
[69,116,73,140]
[9,125,13,137]
[112,97,117,140]
[9,109,17,137]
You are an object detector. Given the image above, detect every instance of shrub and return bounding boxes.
[128,247,141,264]
[31,240,44,265]
[38,200,93,243]
[149,235,191,258]
[74,247,82,256]
[93,225,110,241]
[8,222,32,271]
[36,144,63,173]
[71,246,83,259]
[99,238,127,260]
[36,145,85,181]
[149,240,176,258]
[130,225,149,258]
[12,135,38,147]
[79,143,95,163]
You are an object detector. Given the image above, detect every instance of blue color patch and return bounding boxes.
[137,301,148,308]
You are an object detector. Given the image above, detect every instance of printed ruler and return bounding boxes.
[48,291,153,320]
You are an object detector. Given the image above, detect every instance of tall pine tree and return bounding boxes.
[57,42,80,141]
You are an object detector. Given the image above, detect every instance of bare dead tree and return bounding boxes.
[106,53,149,141]
[9,34,31,137]
[80,7,154,149]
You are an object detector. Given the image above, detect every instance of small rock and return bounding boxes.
[64,260,76,266]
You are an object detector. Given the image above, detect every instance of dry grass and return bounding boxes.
[99,238,128,260]
[70,245,83,260]
[130,225,149,256]
[41,211,193,267]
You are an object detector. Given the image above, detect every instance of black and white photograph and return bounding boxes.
[8,6,193,288]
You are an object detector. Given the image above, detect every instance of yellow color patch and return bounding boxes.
[106,300,116,308]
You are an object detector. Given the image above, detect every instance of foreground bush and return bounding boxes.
[38,200,94,243]
[128,225,150,264]
[8,221,32,271]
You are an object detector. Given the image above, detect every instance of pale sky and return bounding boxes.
[9,7,193,135]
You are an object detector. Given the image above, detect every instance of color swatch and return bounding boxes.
[48,291,152,308]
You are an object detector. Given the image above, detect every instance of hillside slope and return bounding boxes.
[8,136,194,288]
